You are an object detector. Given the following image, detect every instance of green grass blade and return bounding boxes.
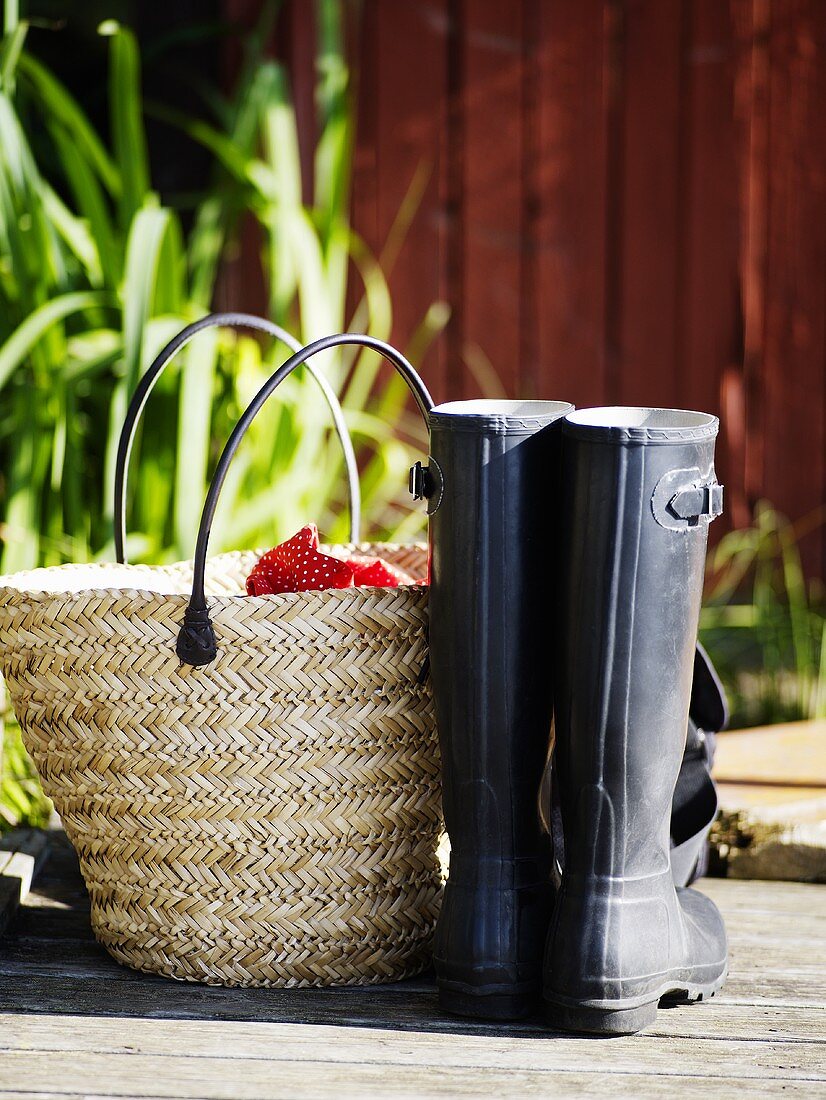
[40,184,102,285]
[314,0,351,229]
[0,290,115,391]
[18,53,120,196]
[120,204,175,393]
[814,619,826,720]
[103,205,179,526]
[3,0,18,36]
[174,325,218,556]
[102,21,150,228]
[0,19,26,92]
[48,121,120,286]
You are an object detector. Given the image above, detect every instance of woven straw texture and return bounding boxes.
[0,544,443,987]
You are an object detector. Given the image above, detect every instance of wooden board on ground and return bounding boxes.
[711,719,826,883]
[0,827,50,938]
[0,830,823,1098]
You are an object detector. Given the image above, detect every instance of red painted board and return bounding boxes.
[534,0,611,408]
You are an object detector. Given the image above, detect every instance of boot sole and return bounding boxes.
[544,968,728,1036]
[438,980,540,1020]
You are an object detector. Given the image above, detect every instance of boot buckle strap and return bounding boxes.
[652,467,724,530]
[408,458,444,514]
[670,482,724,522]
[408,461,431,500]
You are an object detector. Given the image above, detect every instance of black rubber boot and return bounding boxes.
[419,399,572,1020]
[544,407,728,1036]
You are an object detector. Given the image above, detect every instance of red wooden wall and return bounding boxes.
[227,0,826,578]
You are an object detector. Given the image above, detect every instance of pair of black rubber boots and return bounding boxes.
[417,400,729,1036]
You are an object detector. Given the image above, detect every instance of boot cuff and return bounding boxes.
[430,400,573,435]
[564,407,718,445]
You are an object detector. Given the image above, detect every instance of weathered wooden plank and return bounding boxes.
[1,827,824,1100]
[1,961,821,1012]
[1,916,824,1020]
[0,878,19,940]
[714,720,826,787]
[1,969,823,1037]
[0,1096,151,1100]
[282,0,316,202]
[0,829,50,938]
[712,0,756,530]
[3,864,823,996]
[534,0,610,407]
[5,915,799,970]
[349,0,380,358]
[0,829,50,892]
[0,1089,814,1100]
[0,1057,820,1100]
[616,0,684,408]
[2,1001,824,1048]
[708,722,826,881]
[375,0,449,392]
[3,906,818,982]
[1,892,822,987]
[730,0,770,528]
[1,1013,825,1080]
[697,876,826,913]
[760,0,826,578]
[717,787,826,823]
[20,829,87,913]
[351,0,450,388]
[5,907,94,941]
[679,0,740,518]
[461,0,526,399]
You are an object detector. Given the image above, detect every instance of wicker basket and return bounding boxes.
[0,318,443,987]
[0,545,440,987]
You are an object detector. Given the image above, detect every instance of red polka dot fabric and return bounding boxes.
[245,524,418,596]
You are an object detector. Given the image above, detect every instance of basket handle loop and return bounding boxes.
[177,333,435,667]
[114,312,362,563]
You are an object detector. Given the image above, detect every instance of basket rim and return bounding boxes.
[0,543,428,602]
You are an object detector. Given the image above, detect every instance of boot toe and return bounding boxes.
[676,885,728,983]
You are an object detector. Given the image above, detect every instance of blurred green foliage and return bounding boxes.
[0,2,445,577]
[1,717,52,831]
[0,1,449,830]
[699,504,825,728]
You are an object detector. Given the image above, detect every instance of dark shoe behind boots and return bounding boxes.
[423,399,572,1020]
[544,406,729,1035]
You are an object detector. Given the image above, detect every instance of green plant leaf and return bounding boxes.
[0,290,116,391]
[0,18,26,92]
[18,53,120,196]
[120,205,177,393]
[105,22,150,228]
[174,325,218,556]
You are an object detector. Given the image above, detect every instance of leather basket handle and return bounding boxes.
[113,312,362,562]
[177,332,434,667]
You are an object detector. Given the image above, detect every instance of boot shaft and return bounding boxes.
[544,407,728,1032]
[555,408,722,880]
[425,399,571,1016]
[428,400,571,863]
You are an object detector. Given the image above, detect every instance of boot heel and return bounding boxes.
[544,998,658,1036]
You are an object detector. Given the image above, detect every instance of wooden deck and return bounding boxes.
[0,833,824,1098]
